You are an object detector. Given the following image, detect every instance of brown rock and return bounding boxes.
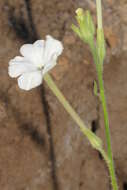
[104,27,118,48]
[51,56,69,80]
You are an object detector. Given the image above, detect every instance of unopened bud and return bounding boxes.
[72,8,95,44]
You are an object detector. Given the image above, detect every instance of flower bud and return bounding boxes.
[72,8,95,44]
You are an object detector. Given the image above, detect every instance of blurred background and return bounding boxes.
[0,0,127,189]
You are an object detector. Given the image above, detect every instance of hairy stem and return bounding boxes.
[97,61,118,190]
[90,1,118,188]
[44,73,104,151]
[96,0,118,189]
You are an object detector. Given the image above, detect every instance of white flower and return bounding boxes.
[8,35,63,90]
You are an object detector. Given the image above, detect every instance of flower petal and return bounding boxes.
[44,35,63,62]
[18,71,43,90]
[9,56,24,65]
[20,40,45,68]
[42,57,57,75]
[8,56,36,78]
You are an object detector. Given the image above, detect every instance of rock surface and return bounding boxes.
[0,0,126,190]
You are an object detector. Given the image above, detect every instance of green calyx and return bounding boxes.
[97,28,106,65]
[72,8,95,44]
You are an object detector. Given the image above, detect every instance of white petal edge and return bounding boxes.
[9,56,25,65]
[44,35,63,62]
[8,56,36,78]
[18,71,43,90]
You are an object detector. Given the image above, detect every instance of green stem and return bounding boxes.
[89,42,111,155]
[44,73,103,151]
[44,74,115,184]
[96,57,112,157]
[96,0,103,29]
[89,39,118,190]
[96,1,118,189]
[97,63,118,190]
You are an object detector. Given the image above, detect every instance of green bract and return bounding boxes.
[72,8,95,44]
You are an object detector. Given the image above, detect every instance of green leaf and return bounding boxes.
[93,80,98,97]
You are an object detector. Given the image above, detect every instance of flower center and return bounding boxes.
[38,65,44,70]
